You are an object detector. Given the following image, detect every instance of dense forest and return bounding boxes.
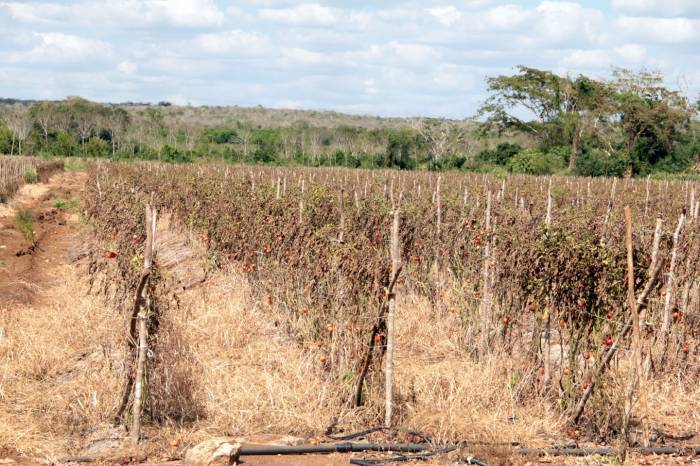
[1,67,698,177]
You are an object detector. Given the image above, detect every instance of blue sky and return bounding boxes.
[0,0,698,118]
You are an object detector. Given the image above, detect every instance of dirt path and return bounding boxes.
[0,170,86,307]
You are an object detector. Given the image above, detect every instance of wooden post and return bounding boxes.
[622,206,646,446]
[545,180,552,226]
[478,191,492,352]
[571,259,664,424]
[385,196,401,428]
[131,202,157,444]
[661,211,685,334]
[299,179,305,223]
[649,218,663,276]
[644,175,650,218]
[659,211,686,364]
[435,176,442,237]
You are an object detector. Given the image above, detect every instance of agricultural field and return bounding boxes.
[0,156,63,203]
[1,158,700,465]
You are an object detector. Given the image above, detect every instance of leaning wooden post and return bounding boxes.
[649,218,663,276]
[131,202,157,444]
[659,210,686,364]
[571,259,664,424]
[385,195,402,428]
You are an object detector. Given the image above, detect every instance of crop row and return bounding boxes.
[84,162,700,432]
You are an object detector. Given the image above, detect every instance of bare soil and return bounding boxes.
[0,171,85,306]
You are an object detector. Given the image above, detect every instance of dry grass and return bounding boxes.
[2,259,699,460]
[0,263,122,457]
[167,268,340,437]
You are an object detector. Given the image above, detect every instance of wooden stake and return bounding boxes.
[385,195,402,428]
[622,206,646,446]
[571,259,665,424]
[131,202,157,444]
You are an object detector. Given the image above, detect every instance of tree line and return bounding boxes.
[478,67,699,177]
[0,67,698,177]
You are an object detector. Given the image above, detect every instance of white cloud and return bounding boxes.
[116,60,138,75]
[610,0,700,17]
[0,0,224,28]
[10,32,112,64]
[281,47,326,65]
[482,4,530,30]
[191,30,269,55]
[432,64,476,90]
[531,1,605,45]
[342,42,439,68]
[561,49,612,68]
[146,0,223,27]
[614,43,647,63]
[615,16,700,43]
[427,6,461,27]
[258,3,337,26]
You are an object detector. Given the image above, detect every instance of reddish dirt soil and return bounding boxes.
[0,171,86,307]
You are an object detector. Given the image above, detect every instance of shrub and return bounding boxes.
[24,166,38,183]
[201,128,239,144]
[475,142,522,165]
[507,149,563,175]
[15,209,35,246]
[52,198,79,210]
[159,144,192,163]
[83,138,110,157]
[574,149,626,177]
[654,140,699,173]
[0,125,13,154]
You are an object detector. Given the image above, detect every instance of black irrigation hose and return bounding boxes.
[239,442,430,455]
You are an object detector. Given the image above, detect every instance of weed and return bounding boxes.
[15,208,35,246]
[24,166,38,183]
[52,198,79,210]
[64,159,87,172]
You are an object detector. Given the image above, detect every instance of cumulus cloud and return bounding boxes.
[191,30,270,55]
[615,16,700,44]
[531,1,606,45]
[258,3,337,26]
[116,60,138,75]
[610,0,700,17]
[427,6,462,27]
[0,0,224,28]
[561,49,612,69]
[614,43,647,63]
[9,32,112,64]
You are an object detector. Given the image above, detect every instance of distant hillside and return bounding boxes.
[1,97,474,130]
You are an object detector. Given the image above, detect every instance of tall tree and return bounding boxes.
[478,66,573,148]
[609,68,695,175]
[2,104,32,155]
[419,119,467,164]
[29,101,58,145]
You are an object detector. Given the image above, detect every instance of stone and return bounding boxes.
[183,438,241,466]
